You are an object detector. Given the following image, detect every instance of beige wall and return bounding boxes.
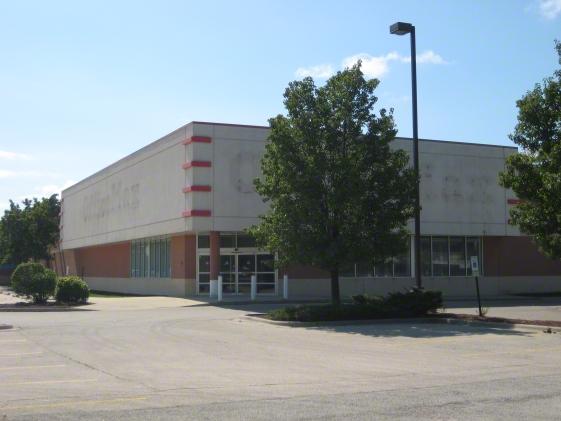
[84,277,196,297]
[393,137,518,237]
[61,124,192,249]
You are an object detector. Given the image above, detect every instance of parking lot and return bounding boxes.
[2,298,561,420]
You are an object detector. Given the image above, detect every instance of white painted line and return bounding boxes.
[0,352,43,357]
[3,394,146,411]
[1,378,97,386]
[0,339,27,344]
[0,364,65,371]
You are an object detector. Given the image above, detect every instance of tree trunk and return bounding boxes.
[330,267,340,305]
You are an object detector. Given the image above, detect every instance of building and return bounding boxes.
[56,121,561,298]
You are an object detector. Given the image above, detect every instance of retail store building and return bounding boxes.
[57,121,561,298]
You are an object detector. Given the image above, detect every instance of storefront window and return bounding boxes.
[432,237,449,276]
[197,235,209,249]
[449,237,467,276]
[421,237,432,276]
[130,237,171,278]
[466,237,481,276]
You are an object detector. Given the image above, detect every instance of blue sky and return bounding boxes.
[0,0,560,211]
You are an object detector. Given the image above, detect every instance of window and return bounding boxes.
[394,245,411,277]
[375,259,393,277]
[237,235,257,248]
[342,238,411,278]
[256,254,276,294]
[198,255,210,293]
[432,237,449,276]
[421,237,432,276]
[130,237,171,278]
[356,262,374,277]
[466,237,481,276]
[449,237,466,276]
[198,235,210,249]
[197,233,258,249]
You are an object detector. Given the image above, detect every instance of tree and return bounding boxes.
[0,195,61,265]
[250,64,416,304]
[500,41,561,259]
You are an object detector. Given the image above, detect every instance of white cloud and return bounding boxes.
[298,50,448,80]
[295,64,335,78]
[539,0,561,19]
[37,180,75,197]
[0,150,33,160]
[16,180,75,202]
[402,50,447,65]
[341,52,400,78]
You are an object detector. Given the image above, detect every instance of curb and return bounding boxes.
[244,314,561,332]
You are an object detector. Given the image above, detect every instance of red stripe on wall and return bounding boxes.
[182,136,212,145]
[507,198,522,205]
[182,161,212,169]
[182,185,212,193]
[182,210,212,217]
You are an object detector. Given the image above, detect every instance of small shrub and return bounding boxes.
[11,262,57,304]
[268,288,444,322]
[385,288,443,316]
[55,276,89,304]
[351,294,384,306]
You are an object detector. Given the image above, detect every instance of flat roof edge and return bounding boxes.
[395,136,517,149]
[192,121,270,129]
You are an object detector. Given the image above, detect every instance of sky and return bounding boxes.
[0,0,560,211]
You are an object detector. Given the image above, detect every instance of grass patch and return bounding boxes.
[267,289,443,322]
[89,290,146,298]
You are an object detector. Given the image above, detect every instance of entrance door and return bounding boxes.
[236,254,255,294]
[220,255,236,293]
[198,252,276,295]
[218,253,256,295]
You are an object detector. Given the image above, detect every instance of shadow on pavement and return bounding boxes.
[301,321,533,339]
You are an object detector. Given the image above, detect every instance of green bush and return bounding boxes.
[55,276,89,304]
[11,262,57,304]
[268,289,443,322]
[385,288,443,316]
[268,303,387,322]
[351,294,384,306]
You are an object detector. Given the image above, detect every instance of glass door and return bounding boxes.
[220,255,236,293]
[237,254,255,294]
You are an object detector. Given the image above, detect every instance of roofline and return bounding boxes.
[395,136,517,150]
[192,121,270,129]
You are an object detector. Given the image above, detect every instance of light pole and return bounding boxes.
[390,21,422,289]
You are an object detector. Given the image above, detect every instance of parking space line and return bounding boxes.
[3,395,147,411]
[2,378,98,386]
[0,339,27,343]
[0,364,65,371]
[0,352,43,357]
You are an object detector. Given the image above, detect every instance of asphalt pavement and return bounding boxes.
[1,296,561,420]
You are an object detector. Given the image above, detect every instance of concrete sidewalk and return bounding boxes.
[446,297,561,322]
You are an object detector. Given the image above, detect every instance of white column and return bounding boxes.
[210,279,218,297]
[283,274,288,299]
[251,275,257,301]
[217,276,223,302]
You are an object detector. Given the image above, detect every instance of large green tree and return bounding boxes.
[500,41,561,259]
[0,195,61,265]
[250,64,416,304]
